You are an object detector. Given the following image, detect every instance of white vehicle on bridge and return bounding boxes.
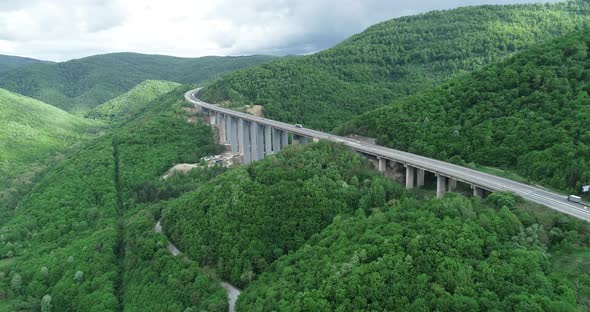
[294,124,303,128]
[568,195,582,203]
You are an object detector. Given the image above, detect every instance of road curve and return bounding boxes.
[154,221,241,311]
[185,88,590,222]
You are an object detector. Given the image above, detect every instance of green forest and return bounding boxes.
[0,53,275,114]
[0,86,228,311]
[163,142,405,288]
[0,88,102,223]
[201,0,590,131]
[0,55,48,74]
[339,28,590,194]
[1,0,590,311]
[237,193,590,311]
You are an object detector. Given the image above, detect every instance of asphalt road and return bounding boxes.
[185,89,590,222]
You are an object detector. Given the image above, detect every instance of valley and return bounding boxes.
[0,1,589,311]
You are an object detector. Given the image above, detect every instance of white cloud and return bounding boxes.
[0,0,562,61]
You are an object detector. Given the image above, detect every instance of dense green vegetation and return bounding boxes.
[0,86,227,311]
[86,80,181,122]
[0,55,48,74]
[340,28,590,194]
[202,0,590,131]
[0,88,102,222]
[237,193,590,311]
[162,142,405,287]
[0,53,275,114]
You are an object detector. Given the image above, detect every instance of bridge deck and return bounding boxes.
[185,89,590,222]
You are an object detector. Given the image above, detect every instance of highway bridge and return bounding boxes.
[185,88,590,222]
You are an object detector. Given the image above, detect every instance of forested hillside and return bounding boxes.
[0,88,101,220]
[0,55,48,74]
[163,142,405,288]
[0,53,275,114]
[0,86,227,311]
[161,141,590,310]
[86,80,181,122]
[339,28,590,194]
[237,194,590,311]
[201,0,590,130]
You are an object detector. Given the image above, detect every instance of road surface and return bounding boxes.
[185,89,590,222]
[154,220,242,311]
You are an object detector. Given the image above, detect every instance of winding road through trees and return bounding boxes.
[154,221,241,312]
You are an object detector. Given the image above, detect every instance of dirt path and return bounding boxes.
[154,221,241,311]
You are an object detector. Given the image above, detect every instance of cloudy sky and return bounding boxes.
[0,0,560,61]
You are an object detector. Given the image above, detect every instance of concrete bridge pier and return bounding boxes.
[282,131,289,147]
[405,165,415,189]
[378,157,387,173]
[300,136,309,145]
[229,116,238,153]
[256,124,265,160]
[272,128,282,153]
[472,186,487,198]
[437,175,447,198]
[417,169,425,187]
[250,122,261,162]
[240,119,252,164]
[264,126,272,156]
[216,112,227,143]
[209,110,216,126]
[448,178,458,192]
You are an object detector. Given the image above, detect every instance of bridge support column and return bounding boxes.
[209,110,216,126]
[448,178,457,192]
[378,157,386,173]
[437,175,447,199]
[238,119,244,154]
[472,186,486,198]
[229,117,238,153]
[217,113,227,143]
[313,137,320,143]
[406,165,415,189]
[300,136,309,145]
[250,122,260,162]
[256,124,264,160]
[264,126,272,156]
[417,169,425,187]
[240,119,252,164]
[272,128,282,153]
[282,131,289,146]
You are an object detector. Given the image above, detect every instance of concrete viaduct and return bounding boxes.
[185,88,590,222]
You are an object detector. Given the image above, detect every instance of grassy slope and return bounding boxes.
[0,53,275,114]
[339,28,590,194]
[0,86,227,311]
[87,80,181,122]
[0,88,102,214]
[201,0,590,130]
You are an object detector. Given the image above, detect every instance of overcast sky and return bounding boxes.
[0,0,561,62]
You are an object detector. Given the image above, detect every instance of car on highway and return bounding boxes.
[295,124,303,128]
[568,195,582,203]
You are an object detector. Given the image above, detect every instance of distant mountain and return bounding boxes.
[339,28,590,193]
[201,0,590,130]
[0,54,49,74]
[87,80,181,122]
[0,88,100,212]
[0,53,276,114]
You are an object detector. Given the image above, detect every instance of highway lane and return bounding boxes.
[185,89,590,222]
